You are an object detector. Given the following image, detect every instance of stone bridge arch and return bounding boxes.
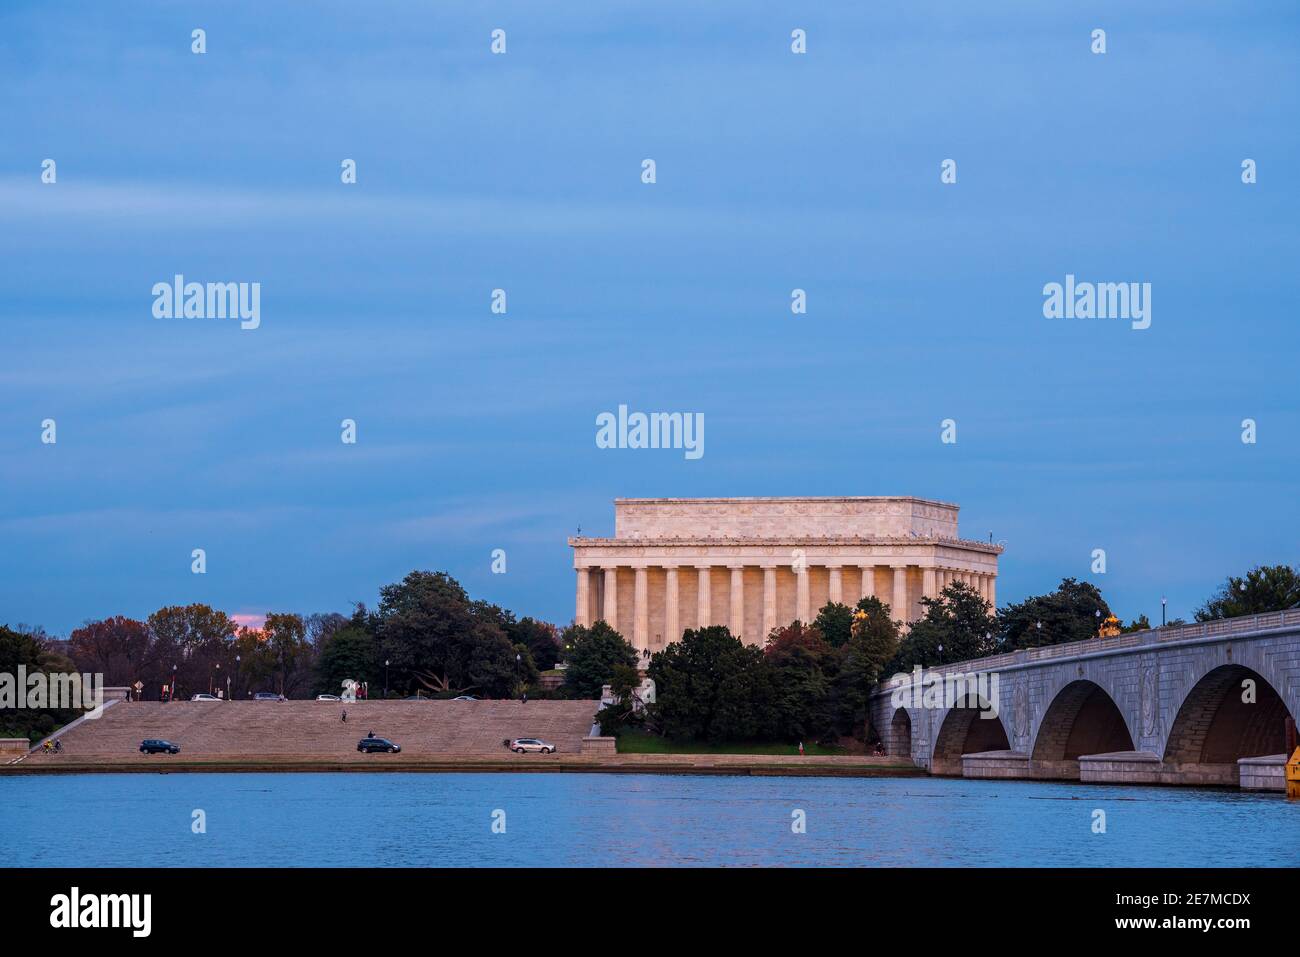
[1030,679,1136,778]
[885,706,913,759]
[930,694,1010,776]
[1161,663,1294,785]
[1154,642,1294,754]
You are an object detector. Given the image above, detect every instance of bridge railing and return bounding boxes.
[883,607,1300,689]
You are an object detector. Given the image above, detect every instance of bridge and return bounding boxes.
[868,609,1300,791]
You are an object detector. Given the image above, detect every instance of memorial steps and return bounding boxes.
[39,699,601,761]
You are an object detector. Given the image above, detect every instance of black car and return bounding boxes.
[357,737,401,754]
[140,739,180,755]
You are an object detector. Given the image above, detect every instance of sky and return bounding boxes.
[1,1,1297,636]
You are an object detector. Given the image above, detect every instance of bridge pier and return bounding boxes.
[960,750,1029,779]
[961,750,1092,781]
[1238,754,1288,791]
[956,749,1288,790]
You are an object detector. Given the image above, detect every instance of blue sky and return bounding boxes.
[2,1,1297,635]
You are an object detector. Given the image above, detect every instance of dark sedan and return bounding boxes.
[357,737,401,754]
[140,739,181,755]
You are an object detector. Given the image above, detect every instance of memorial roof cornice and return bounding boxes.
[614,495,959,509]
[568,535,1003,554]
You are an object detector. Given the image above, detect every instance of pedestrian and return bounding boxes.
[798,741,804,757]
[341,710,347,723]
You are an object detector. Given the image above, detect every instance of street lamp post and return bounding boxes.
[235,654,240,700]
[385,659,390,699]
[1161,596,1167,627]
[172,664,177,702]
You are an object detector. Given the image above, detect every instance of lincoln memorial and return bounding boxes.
[569,496,1003,652]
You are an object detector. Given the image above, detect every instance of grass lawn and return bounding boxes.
[615,730,846,756]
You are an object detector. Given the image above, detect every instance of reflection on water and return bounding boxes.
[2,772,1295,867]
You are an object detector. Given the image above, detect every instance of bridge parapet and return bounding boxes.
[880,607,1300,691]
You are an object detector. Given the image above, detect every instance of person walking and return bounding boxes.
[798,741,805,757]
[341,710,347,723]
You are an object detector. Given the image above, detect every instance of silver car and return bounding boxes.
[509,738,556,754]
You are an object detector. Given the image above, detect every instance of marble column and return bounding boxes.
[987,574,997,610]
[922,566,937,602]
[602,566,618,630]
[860,565,876,601]
[828,565,843,605]
[696,565,711,629]
[634,566,649,652]
[892,565,909,623]
[665,567,680,645]
[762,566,777,639]
[729,566,745,639]
[796,563,811,623]
[575,568,591,626]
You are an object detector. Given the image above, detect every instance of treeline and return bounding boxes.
[594,564,1300,748]
[632,596,902,746]
[15,570,566,708]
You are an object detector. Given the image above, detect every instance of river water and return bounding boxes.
[2,772,1294,867]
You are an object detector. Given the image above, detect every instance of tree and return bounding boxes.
[263,612,313,697]
[0,624,80,742]
[448,623,533,699]
[1121,614,1151,633]
[595,663,645,736]
[647,625,777,743]
[764,621,834,741]
[304,612,349,649]
[234,627,274,695]
[1196,565,1300,621]
[314,625,378,696]
[847,597,901,678]
[891,581,998,673]
[509,617,563,671]
[146,604,237,698]
[997,578,1111,650]
[147,604,237,653]
[560,621,637,699]
[68,616,154,686]
[833,597,901,736]
[375,570,479,695]
[812,602,855,648]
